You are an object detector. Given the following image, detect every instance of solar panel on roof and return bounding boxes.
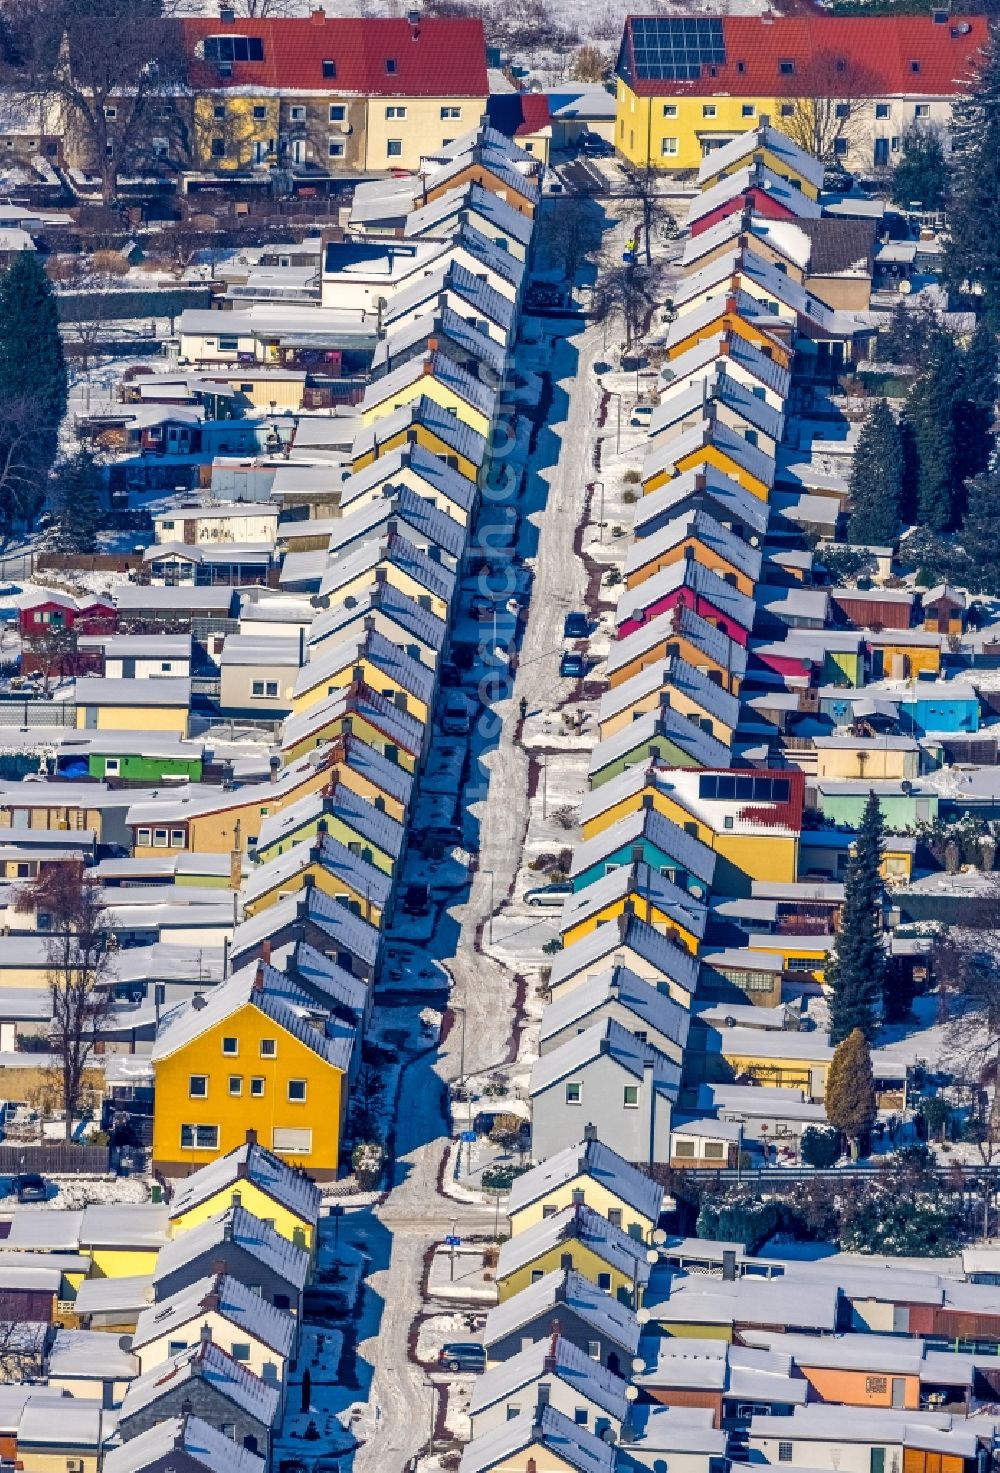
[630,16,726,81]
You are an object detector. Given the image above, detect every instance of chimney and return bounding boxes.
[422,357,434,375]
[427,337,439,353]
[722,1249,737,1281]
[222,1217,234,1241]
[584,1122,597,1143]
[261,940,272,964]
[543,1330,558,1374]
[298,626,305,667]
[599,1035,611,1054]
[642,793,654,811]
[758,112,770,128]
[269,754,280,784]
[231,1189,242,1210]
[245,1128,257,1147]
[725,294,738,315]
[309,5,326,21]
[253,963,265,992]
[718,339,729,358]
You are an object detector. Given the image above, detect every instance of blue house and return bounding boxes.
[568,805,716,901]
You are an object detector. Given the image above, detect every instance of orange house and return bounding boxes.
[624,509,761,599]
[667,296,793,370]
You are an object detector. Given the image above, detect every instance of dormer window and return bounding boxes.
[385,57,397,73]
[203,35,265,63]
[778,59,794,75]
[323,58,336,77]
[910,59,921,72]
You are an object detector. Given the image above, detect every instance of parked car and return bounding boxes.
[451,643,476,671]
[402,882,430,916]
[563,611,590,640]
[559,651,587,679]
[0,584,22,599]
[473,1111,531,1138]
[438,1342,486,1374]
[524,881,574,907]
[420,824,468,855]
[440,699,472,736]
[439,661,462,688]
[14,1173,46,1203]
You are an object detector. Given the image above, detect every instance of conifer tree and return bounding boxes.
[52,449,103,555]
[891,125,948,212]
[0,252,67,527]
[903,334,964,532]
[945,29,1000,324]
[847,399,903,547]
[826,1028,877,1154]
[959,468,1000,597]
[828,791,886,1045]
[956,319,999,491]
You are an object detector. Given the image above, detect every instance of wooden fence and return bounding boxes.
[0,1142,112,1175]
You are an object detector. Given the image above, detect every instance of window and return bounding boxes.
[608,1209,622,1229]
[251,679,279,699]
[661,137,678,156]
[662,103,677,117]
[218,335,239,352]
[780,103,794,117]
[323,59,336,77]
[328,139,345,158]
[507,1403,521,1419]
[220,1424,236,1441]
[288,1079,307,1103]
[211,137,226,158]
[104,106,117,120]
[204,35,264,63]
[623,1085,639,1109]
[702,104,717,118]
[222,1037,238,1056]
[910,59,921,72]
[253,105,267,119]
[385,57,397,73]
[565,1082,582,1104]
[290,105,306,122]
[181,1124,219,1150]
[167,1340,187,1356]
[674,1139,696,1157]
[385,105,406,119]
[596,1273,612,1293]
[835,102,849,118]
[189,1075,208,1098]
[171,829,185,849]
[778,59,794,74]
[875,102,891,119]
[250,1077,265,1097]
[387,139,402,157]
[329,104,346,122]
[575,1408,589,1425]
[230,1342,251,1362]
[153,828,168,848]
[441,105,461,119]
[229,1076,242,1096]
[586,1340,600,1360]
[778,1445,794,1464]
[741,103,755,117]
[542,1204,557,1218]
[273,1126,312,1154]
[214,104,226,119]
[834,137,849,157]
[704,1141,726,1159]
[915,103,930,118]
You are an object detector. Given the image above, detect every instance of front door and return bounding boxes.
[874,137,890,167]
[891,1377,906,1408]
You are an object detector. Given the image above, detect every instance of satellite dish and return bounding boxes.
[646,1247,659,1264]
[651,1228,667,1245]
[625,1385,639,1402]
[631,1357,646,1374]
[118,1335,133,1352]
[636,1307,650,1324]
[602,1428,618,1444]
[898,279,912,295]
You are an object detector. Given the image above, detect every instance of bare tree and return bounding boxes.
[569,45,611,83]
[21,620,80,693]
[0,398,46,531]
[933,886,1000,1168]
[15,862,116,1139]
[0,0,187,206]
[782,54,876,165]
[539,198,604,287]
[622,162,679,267]
[596,257,657,350]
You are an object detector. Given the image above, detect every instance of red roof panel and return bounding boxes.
[180,13,488,97]
[619,13,988,97]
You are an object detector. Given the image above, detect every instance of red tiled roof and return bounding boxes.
[618,13,989,97]
[180,12,488,97]
[486,90,552,138]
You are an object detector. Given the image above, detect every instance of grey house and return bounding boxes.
[529,1018,679,1166]
[547,911,701,1010]
[482,1267,640,1375]
[539,965,691,1066]
[469,1333,630,1440]
[104,1413,264,1473]
[151,1207,309,1315]
[118,1342,279,1458]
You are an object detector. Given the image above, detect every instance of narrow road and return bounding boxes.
[353,318,605,1473]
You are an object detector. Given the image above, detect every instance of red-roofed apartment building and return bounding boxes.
[119,10,487,177]
[614,12,987,172]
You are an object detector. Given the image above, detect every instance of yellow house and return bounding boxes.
[166,1133,321,1252]
[78,1204,171,1279]
[350,395,485,485]
[667,302,793,373]
[290,629,433,727]
[243,833,390,927]
[126,749,337,859]
[605,607,747,696]
[559,860,705,956]
[16,1399,106,1473]
[695,121,823,198]
[75,677,189,736]
[359,351,495,441]
[151,959,351,1180]
[867,629,943,680]
[745,931,835,988]
[338,442,477,528]
[813,736,921,783]
[624,508,760,598]
[597,657,739,746]
[495,1203,649,1306]
[705,1025,908,1108]
[280,683,424,771]
[613,16,987,174]
[507,1131,663,1239]
[643,419,774,502]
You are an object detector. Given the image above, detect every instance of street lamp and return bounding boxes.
[594,480,605,544]
[732,1114,747,1188]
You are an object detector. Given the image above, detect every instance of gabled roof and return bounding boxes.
[615,557,756,635]
[616,13,989,100]
[280,680,425,758]
[361,348,497,422]
[179,15,489,97]
[688,163,823,227]
[541,964,692,1055]
[697,123,824,190]
[643,413,776,493]
[307,581,446,655]
[339,439,478,513]
[132,1272,296,1357]
[483,1266,641,1356]
[167,1139,321,1227]
[460,1402,614,1473]
[383,259,514,336]
[560,863,707,944]
[351,394,487,468]
[507,1134,664,1223]
[373,303,508,380]
[497,1202,652,1289]
[403,180,534,247]
[625,504,764,583]
[105,1414,265,1473]
[667,286,789,355]
[597,653,740,732]
[119,1341,281,1430]
[256,777,404,862]
[532,1015,681,1103]
[318,529,457,607]
[588,700,733,775]
[568,804,717,889]
[548,911,700,999]
[324,483,467,564]
[152,1205,310,1292]
[293,624,435,710]
[469,1333,630,1425]
[653,371,784,446]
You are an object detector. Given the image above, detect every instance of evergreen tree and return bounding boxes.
[827,790,886,1045]
[847,399,903,546]
[892,125,949,212]
[52,449,103,555]
[959,468,1000,596]
[0,252,67,528]
[946,29,1000,323]
[903,333,964,532]
[825,1028,877,1151]
[955,319,999,491]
